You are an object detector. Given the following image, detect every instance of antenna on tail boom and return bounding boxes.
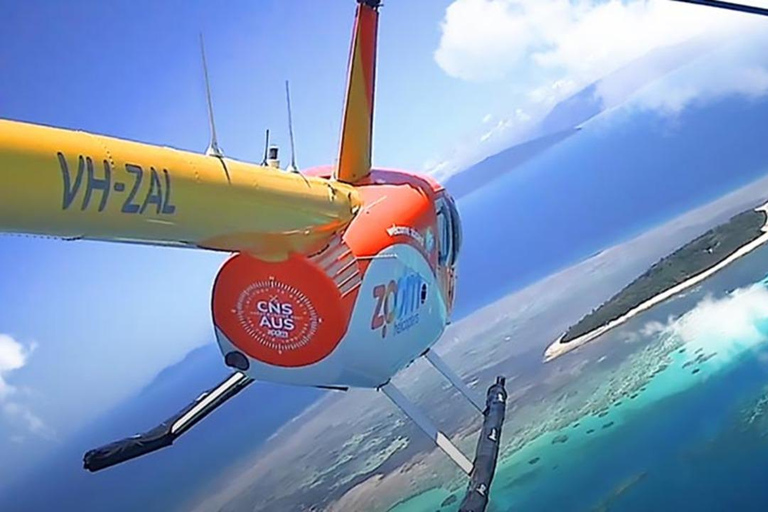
[285,80,299,173]
[200,34,224,158]
[261,129,270,166]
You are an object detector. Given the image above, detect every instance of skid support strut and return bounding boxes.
[424,349,484,413]
[380,382,473,474]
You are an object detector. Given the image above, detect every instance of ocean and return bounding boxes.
[6,84,768,512]
[391,236,768,511]
[455,95,768,317]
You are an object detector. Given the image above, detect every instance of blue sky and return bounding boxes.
[0,0,510,172]
[2,0,768,485]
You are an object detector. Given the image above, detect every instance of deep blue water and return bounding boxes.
[456,95,768,317]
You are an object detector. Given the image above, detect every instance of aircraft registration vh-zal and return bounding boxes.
[0,1,506,510]
[1,0,765,510]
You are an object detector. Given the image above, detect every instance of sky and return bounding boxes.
[1,0,768,485]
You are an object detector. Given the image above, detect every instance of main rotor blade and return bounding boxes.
[671,0,768,17]
[83,371,253,472]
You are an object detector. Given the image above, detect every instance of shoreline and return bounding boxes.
[394,272,768,512]
[544,206,768,362]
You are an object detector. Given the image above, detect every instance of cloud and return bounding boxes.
[0,334,29,400]
[629,48,768,115]
[435,0,768,114]
[3,402,54,440]
[429,0,768,178]
[641,320,667,338]
[629,282,768,369]
[670,284,768,363]
[435,0,545,82]
[435,0,758,85]
[0,335,54,440]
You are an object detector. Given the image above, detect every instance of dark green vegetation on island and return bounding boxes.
[562,209,767,343]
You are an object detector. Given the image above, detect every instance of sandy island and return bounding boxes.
[545,204,768,362]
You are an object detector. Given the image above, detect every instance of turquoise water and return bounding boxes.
[393,266,768,511]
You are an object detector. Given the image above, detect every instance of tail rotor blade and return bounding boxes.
[671,0,768,17]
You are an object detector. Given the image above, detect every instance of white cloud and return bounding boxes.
[631,54,768,115]
[429,0,768,178]
[629,283,768,369]
[0,335,54,440]
[0,334,28,400]
[435,0,759,85]
[435,0,543,81]
[670,285,768,363]
[641,320,667,338]
[3,402,54,440]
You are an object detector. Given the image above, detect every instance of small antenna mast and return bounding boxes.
[285,80,298,173]
[200,34,223,158]
[261,129,270,166]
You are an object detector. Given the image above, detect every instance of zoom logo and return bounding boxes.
[371,272,428,338]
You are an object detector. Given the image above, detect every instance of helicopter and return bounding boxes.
[0,1,506,509]
[0,1,765,510]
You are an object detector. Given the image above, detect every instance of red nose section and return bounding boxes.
[212,253,349,367]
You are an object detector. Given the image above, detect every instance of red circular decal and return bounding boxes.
[234,279,319,353]
[213,254,348,368]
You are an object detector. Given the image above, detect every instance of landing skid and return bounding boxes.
[380,350,508,512]
[460,376,507,512]
[82,351,508,511]
[83,371,253,472]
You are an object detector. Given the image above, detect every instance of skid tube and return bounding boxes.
[381,367,508,512]
[459,376,508,512]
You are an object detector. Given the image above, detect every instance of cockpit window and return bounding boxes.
[446,194,462,262]
[437,203,451,265]
[436,194,461,266]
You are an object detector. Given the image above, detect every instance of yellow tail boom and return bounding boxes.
[0,119,361,259]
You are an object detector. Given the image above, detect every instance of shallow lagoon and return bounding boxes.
[392,243,768,511]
